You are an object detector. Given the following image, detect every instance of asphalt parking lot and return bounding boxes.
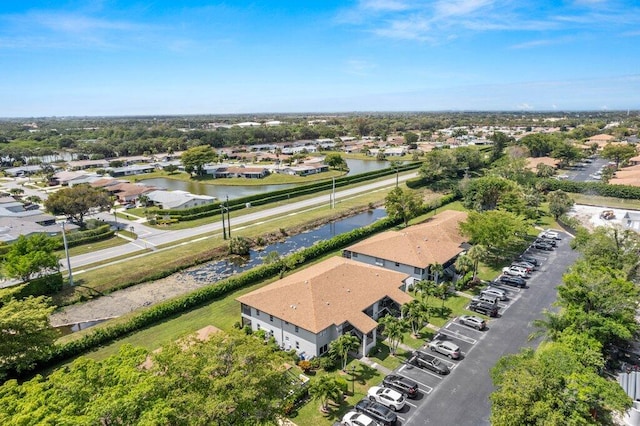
[379,231,581,426]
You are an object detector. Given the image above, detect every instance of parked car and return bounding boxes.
[355,399,398,426]
[536,236,557,247]
[502,266,529,278]
[540,230,561,240]
[382,375,419,399]
[342,410,380,426]
[410,351,450,374]
[367,386,405,411]
[481,287,507,301]
[497,275,526,288]
[531,240,554,251]
[519,254,539,266]
[511,261,535,271]
[458,315,487,330]
[468,300,499,317]
[428,339,461,359]
[472,293,499,306]
[124,203,136,209]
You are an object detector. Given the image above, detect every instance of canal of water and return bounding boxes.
[57,208,387,334]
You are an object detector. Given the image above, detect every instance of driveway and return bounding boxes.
[397,232,580,425]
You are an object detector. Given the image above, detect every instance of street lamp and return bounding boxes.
[113,209,119,233]
[60,221,74,286]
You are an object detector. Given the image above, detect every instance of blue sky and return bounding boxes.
[0,0,638,117]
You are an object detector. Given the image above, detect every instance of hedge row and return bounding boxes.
[38,213,403,372]
[539,179,640,199]
[60,225,115,249]
[153,163,422,222]
[0,273,64,304]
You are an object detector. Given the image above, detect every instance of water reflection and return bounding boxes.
[140,158,398,199]
[184,208,386,283]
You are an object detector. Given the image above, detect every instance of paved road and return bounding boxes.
[67,173,417,270]
[404,233,580,425]
[565,156,609,182]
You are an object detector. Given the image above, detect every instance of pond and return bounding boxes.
[140,158,400,200]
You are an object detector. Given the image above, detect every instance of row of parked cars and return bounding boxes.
[342,374,420,425]
[342,230,561,425]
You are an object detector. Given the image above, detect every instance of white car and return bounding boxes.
[502,266,529,278]
[342,410,379,426]
[540,230,561,240]
[367,386,405,411]
[481,287,507,301]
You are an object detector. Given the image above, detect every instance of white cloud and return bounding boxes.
[433,0,495,18]
[345,59,378,76]
[359,0,413,12]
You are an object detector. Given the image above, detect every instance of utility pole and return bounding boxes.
[331,177,336,209]
[226,195,231,238]
[60,221,74,286]
[221,204,227,240]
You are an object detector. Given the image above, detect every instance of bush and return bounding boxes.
[319,356,337,372]
[298,360,313,372]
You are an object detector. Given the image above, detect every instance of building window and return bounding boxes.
[256,309,260,316]
[319,344,328,354]
[395,262,400,267]
[295,326,299,333]
[285,336,289,341]
[414,267,423,275]
[269,315,274,322]
[319,329,326,337]
[375,258,384,266]
[352,252,358,258]
[295,341,300,350]
[256,324,261,330]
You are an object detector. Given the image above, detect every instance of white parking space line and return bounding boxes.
[436,328,477,344]
[395,369,434,394]
[446,322,485,336]
[405,401,417,408]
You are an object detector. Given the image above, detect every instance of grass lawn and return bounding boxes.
[55,235,128,257]
[367,341,412,371]
[571,193,640,210]
[290,360,383,426]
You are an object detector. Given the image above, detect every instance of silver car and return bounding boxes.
[481,287,507,301]
[458,315,486,330]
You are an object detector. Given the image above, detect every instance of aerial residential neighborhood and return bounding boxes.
[1,0,640,425]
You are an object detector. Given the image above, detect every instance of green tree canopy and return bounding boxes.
[491,342,631,426]
[547,189,574,219]
[384,187,423,227]
[181,145,218,176]
[378,315,408,355]
[461,176,519,211]
[0,296,57,379]
[600,143,637,168]
[44,184,112,224]
[0,332,291,425]
[418,149,457,183]
[2,234,59,283]
[328,334,360,370]
[459,210,531,263]
[323,152,347,170]
[519,133,562,157]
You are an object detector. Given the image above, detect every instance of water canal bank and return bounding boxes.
[51,207,387,333]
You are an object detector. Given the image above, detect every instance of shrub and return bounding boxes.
[298,360,313,372]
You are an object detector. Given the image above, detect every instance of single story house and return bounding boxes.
[4,165,44,177]
[237,257,413,359]
[107,164,156,177]
[623,212,640,232]
[278,164,329,176]
[145,190,216,210]
[50,171,101,186]
[103,182,156,204]
[66,159,110,170]
[343,210,469,283]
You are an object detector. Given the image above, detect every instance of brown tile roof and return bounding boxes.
[347,210,469,268]
[236,257,412,334]
[525,156,559,170]
[610,164,640,186]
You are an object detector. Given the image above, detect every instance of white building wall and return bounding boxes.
[347,251,425,280]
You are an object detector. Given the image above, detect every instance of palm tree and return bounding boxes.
[467,245,487,280]
[328,334,360,370]
[309,375,343,413]
[378,315,408,355]
[529,310,567,342]
[454,254,474,280]
[434,283,450,316]
[413,279,437,306]
[401,300,430,337]
[430,262,444,283]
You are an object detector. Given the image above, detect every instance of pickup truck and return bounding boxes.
[410,351,450,375]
